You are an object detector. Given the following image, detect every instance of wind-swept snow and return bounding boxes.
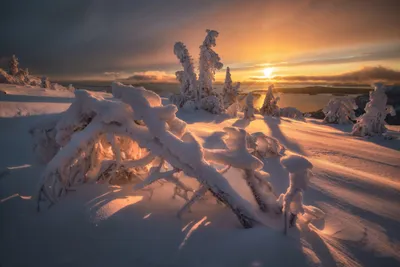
[1,83,400,267]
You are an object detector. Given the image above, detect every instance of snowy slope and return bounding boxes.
[0,84,399,267]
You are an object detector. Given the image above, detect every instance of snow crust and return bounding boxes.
[1,83,400,267]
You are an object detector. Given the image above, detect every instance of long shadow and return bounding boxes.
[0,94,74,103]
[232,118,251,128]
[263,116,306,155]
[308,119,400,151]
[202,131,228,149]
[176,109,232,125]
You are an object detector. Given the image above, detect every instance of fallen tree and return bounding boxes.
[36,82,289,228]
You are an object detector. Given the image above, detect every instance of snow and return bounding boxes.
[1,83,400,267]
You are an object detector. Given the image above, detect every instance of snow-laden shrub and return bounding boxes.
[260,85,280,116]
[204,127,279,213]
[0,69,18,84]
[200,95,224,114]
[222,67,240,108]
[182,100,196,112]
[243,93,255,120]
[279,107,304,120]
[37,82,264,228]
[198,29,223,98]
[41,76,50,88]
[169,93,186,108]
[352,83,396,137]
[226,101,239,117]
[249,132,285,158]
[323,96,357,124]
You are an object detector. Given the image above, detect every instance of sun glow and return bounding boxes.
[263,67,274,79]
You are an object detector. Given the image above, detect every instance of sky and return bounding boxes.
[1,0,399,84]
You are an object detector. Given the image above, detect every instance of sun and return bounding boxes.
[263,67,274,79]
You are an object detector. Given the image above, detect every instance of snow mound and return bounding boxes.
[280,155,313,173]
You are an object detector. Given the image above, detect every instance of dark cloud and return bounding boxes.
[126,74,158,81]
[271,66,400,83]
[1,0,399,79]
[125,71,175,83]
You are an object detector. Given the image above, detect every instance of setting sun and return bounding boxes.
[263,67,274,79]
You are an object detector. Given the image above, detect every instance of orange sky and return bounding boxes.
[2,0,399,82]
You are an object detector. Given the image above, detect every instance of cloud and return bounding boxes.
[271,66,400,83]
[0,0,399,79]
[125,71,175,83]
[103,72,121,79]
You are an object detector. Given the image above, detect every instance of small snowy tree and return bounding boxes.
[323,97,358,124]
[173,42,198,101]
[198,29,223,98]
[222,67,240,108]
[260,85,280,116]
[352,83,396,137]
[277,155,314,233]
[8,55,19,76]
[243,93,255,120]
[41,76,50,88]
[23,68,30,83]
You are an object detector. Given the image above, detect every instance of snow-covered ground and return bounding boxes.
[1,84,399,267]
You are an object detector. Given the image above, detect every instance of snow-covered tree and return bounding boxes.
[243,93,255,120]
[23,68,30,83]
[352,83,396,137]
[173,42,198,101]
[277,155,314,233]
[36,82,263,228]
[260,85,280,116]
[8,55,19,76]
[41,76,50,88]
[323,97,358,124]
[222,67,240,108]
[198,29,223,98]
